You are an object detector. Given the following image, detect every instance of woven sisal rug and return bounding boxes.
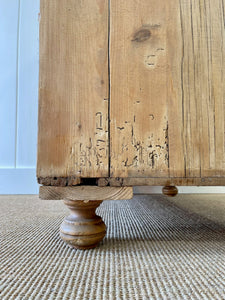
[1,195,225,299]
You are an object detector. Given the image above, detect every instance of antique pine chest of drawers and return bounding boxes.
[37,0,225,249]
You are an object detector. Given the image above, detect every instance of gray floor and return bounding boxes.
[168,194,225,226]
[1,194,225,299]
[1,193,225,225]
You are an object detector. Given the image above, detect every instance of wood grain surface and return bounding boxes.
[39,186,133,200]
[109,0,225,179]
[37,0,109,178]
[108,177,225,187]
[37,0,225,187]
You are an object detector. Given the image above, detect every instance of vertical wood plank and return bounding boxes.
[16,0,39,168]
[174,0,202,177]
[165,1,185,178]
[110,0,176,178]
[200,0,225,176]
[0,0,20,168]
[37,0,109,179]
[110,0,225,179]
[177,0,225,177]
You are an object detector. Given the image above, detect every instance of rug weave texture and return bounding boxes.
[1,195,225,300]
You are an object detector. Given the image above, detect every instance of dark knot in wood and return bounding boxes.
[132,28,151,43]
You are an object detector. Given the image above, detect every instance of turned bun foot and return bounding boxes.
[162,186,178,197]
[60,200,106,250]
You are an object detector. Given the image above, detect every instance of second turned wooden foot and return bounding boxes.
[60,200,106,250]
[162,186,178,197]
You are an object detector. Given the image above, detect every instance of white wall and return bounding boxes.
[0,0,39,193]
[0,1,224,194]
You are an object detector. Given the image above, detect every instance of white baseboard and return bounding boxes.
[134,186,225,194]
[0,168,39,194]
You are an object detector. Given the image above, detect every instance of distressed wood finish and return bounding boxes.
[37,0,109,179]
[110,0,225,179]
[38,0,225,188]
[39,186,133,201]
[109,177,225,187]
[38,0,225,250]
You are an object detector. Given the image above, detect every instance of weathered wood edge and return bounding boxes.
[38,176,81,187]
[117,177,225,186]
[39,186,133,201]
[38,176,225,187]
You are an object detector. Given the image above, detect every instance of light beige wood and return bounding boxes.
[37,0,225,188]
[60,200,106,250]
[39,186,133,201]
[37,0,109,179]
[109,177,225,187]
[110,0,225,179]
[110,0,170,178]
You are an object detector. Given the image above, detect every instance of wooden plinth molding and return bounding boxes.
[39,186,133,201]
[162,186,178,197]
[40,186,133,249]
[60,200,106,250]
